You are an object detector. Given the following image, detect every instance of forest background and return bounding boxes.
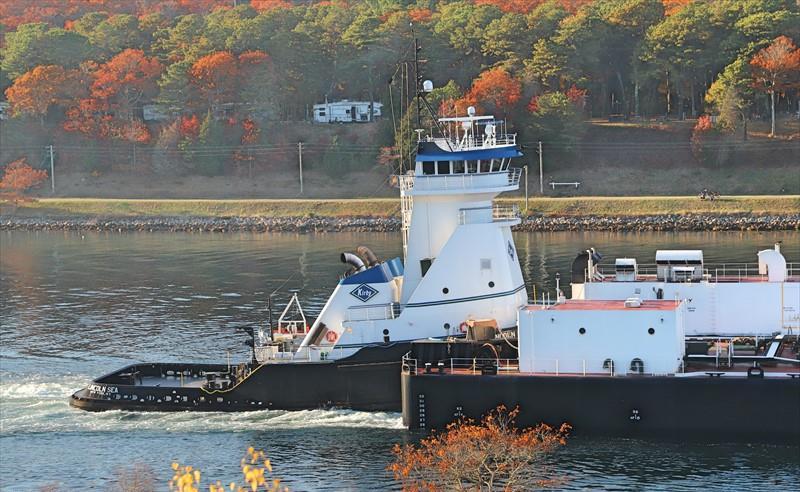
[1,0,798,198]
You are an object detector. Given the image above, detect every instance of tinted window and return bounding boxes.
[480,160,490,173]
[501,158,509,170]
[490,159,500,172]
[422,161,435,175]
[453,160,465,173]
[437,161,450,174]
[467,160,478,173]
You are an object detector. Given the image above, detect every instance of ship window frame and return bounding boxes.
[501,158,510,171]
[437,161,450,175]
[480,160,491,173]
[490,159,501,172]
[467,160,478,173]
[452,160,465,174]
[421,161,435,175]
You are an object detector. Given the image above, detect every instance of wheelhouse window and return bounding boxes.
[421,161,435,175]
[452,160,465,173]
[501,158,510,170]
[480,160,491,173]
[490,159,501,172]
[467,160,478,173]
[437,161,450,174]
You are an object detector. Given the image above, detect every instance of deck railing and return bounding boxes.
[396,168,522,192]
[401,354,683,377]
[345,303,402,322]
[590,262,800,283]
[458,204,520,225]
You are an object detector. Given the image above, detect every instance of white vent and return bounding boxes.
[624,297,642,308]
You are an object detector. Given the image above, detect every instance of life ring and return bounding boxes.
[459,322,469,333]
[325,330,338,343]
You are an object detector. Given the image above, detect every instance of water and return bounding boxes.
[1,230,798,490]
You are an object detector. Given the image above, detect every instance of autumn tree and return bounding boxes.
[0,158,48,202]
[750,36,800,137]
[190,51,240,113]
[4,65,74,124]
[458,68,522,117]
[91,49,162,121]
[389,406,569,491]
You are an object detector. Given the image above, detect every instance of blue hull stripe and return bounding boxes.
[404,284,525,308]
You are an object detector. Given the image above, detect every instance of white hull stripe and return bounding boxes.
[404,284,525,308]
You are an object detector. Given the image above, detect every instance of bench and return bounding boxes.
[549,182,581,190]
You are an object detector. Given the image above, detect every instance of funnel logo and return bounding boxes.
[350,284,378,303]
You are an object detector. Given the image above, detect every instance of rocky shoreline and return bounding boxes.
[1,213,798,232]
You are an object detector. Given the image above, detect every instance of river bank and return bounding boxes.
[2,213,798,232]
[2,196,797,232]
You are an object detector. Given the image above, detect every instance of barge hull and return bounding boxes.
[72,343,409,412]
[401,373,800,443]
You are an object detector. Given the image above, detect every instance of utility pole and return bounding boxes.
[538,141,543,195]
[523,165,529,211]
[298,142,304,195]
[48,144,55,192]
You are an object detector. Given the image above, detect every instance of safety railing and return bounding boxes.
[430,133,517,151]
[458,204,520,225]
[255,344,357,363]
[590,262,800,283]
[345,303,402,322]
[396,168,522,192]
[402,354,682,377]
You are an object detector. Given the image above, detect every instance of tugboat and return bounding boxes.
[401,245,800,442]
[70,88,529,412]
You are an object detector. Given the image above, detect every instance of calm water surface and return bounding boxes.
[1,230,798,490]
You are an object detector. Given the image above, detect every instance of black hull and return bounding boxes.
[72,343,411,412]
[402,373,800,443]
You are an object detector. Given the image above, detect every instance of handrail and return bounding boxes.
[396,168,522,191]
[458,204,520,225]
[591,262,800,283]
[402,356,684,376]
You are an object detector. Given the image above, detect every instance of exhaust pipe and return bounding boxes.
[356,246,379,267]
[341,252,366,273]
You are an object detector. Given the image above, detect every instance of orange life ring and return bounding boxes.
[326,330,338,343]
[459,322,469,333]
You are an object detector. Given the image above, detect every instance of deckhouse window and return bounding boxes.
[422,161,435,175]
[490,159,501,172]
[467,160,478,173]
[437,161,450,174]
[480,160,491,173]
[501,158,510,171]
[453,160,465,173]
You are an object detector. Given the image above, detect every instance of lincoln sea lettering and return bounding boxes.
[88,384,118,396]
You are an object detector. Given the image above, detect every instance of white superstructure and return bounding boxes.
[258,109,528,363]
[571,244,800,336]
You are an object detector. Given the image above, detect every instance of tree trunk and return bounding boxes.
[741,112,748,141]
[770,91,775,137]
[690,79,696,117]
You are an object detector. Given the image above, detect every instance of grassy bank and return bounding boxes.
[3,196,798,218]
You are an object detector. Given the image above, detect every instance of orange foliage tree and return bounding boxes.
[64,50,160,144]
[0,158,49,202]
[750,36,800,137]
[389,406,570,491]
[4,65,79,123]
[457,68,522,117]
[91,48,162,121]
[190,51,240,112]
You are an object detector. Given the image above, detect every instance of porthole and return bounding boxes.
[488,281,495,288]
[442,287,449,294]
[579,327,586,335]
[444,323,451,330]
[648,327,655,335]
[382,329,389,335]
